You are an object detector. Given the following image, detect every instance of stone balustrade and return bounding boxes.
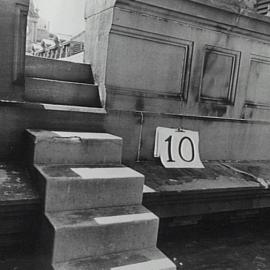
[35,40,84,59]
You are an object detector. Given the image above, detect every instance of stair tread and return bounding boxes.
[53,248,176,270]
[25,55,94,84]
[47,205,158,229]
[25,55,91,68]
[35,165,144,212]
[25,77,101,107]
[26,130,122,165]
[47,206,159,263]
[35,164,144,180]
[27,130,122,142]
[25,77,97,87]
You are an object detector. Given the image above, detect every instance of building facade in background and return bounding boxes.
[26,0,85,60]
[26,0,39,52]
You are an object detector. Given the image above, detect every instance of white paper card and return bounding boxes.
[154,127,204,169]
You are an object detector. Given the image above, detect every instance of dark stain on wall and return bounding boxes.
[135,95,145,111]
[200,102,228,117]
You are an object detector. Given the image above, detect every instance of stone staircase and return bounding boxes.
[24,56,101,108]
[26,130,175,270]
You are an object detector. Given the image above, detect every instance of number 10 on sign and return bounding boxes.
[165,135,195,163]
[154,127,204,169]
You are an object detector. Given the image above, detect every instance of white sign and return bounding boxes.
[154,127,204,169]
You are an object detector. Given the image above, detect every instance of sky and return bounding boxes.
[34,0,86,36]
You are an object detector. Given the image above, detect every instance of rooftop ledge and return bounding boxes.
[2,160,270,219]
[0,100,107,114]
[126,160,270,218]
[86,0,270,40]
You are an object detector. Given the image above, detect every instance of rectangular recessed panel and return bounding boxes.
[246,57,270,105]
[201,51,233,100]
[107,34,188,94]
[200,46,240,104]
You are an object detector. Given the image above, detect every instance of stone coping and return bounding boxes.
[1,160,270,206]
[127,160,270,194]
[0,163,39,206]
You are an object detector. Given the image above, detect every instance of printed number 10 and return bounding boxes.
[165,135,195,163]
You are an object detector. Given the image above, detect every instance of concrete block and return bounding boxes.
[25,56,94,84]
[53,248,176,270]
[46,205,159,263]
[26,130,122,165]
[34,165,144,212]
[25,77,101,107]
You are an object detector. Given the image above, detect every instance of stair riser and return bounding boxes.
[30,140,122,165]
[25,78,101,107]
[54,261,176,270]
[50,219,159,263]
[25,56,94,84]
[40,177,144,212]
[53,248,176,270]
[54,264,175,270]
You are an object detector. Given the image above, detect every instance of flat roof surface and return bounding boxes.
[0,163,39,205]
[126,160,270,193]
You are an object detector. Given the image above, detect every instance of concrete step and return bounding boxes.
[46,205,159,263]
[25,56,94,84]
[26,130,122,165]
[53,248,176,270]
[25,77,101,107]
[34,164,144,212]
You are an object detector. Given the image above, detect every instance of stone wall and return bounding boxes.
[0,0,29,96]
[84,0,270,161]
[0,0,270,162]
[208,0,256,10]
[85,0,270,121]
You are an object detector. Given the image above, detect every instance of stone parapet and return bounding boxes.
[85,0,270,122]
[0,0,29,96]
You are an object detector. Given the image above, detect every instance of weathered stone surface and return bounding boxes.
[139,160,270,218]
[127,160,262,193]
[54,248,176,270]
[34,164,144,212]
[24,77,101,107]
[25,56,94,84]
[26,129,122,165]
[84,0,270,123]
[201,0,256,11]
[138,112,270,161]
[0,0,29,97]
[0,163,39,203]
[46,205,159,263]
[0,163,40,254]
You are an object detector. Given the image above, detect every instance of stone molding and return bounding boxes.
[109,25,193,101]
[199,45,241,105]
[13,2,29,83]
[113,0,270,42]
[85,0,270,120]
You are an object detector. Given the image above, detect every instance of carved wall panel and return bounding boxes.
[199,46,240,104]
[107,28,193,100]
[246,55,270,107]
